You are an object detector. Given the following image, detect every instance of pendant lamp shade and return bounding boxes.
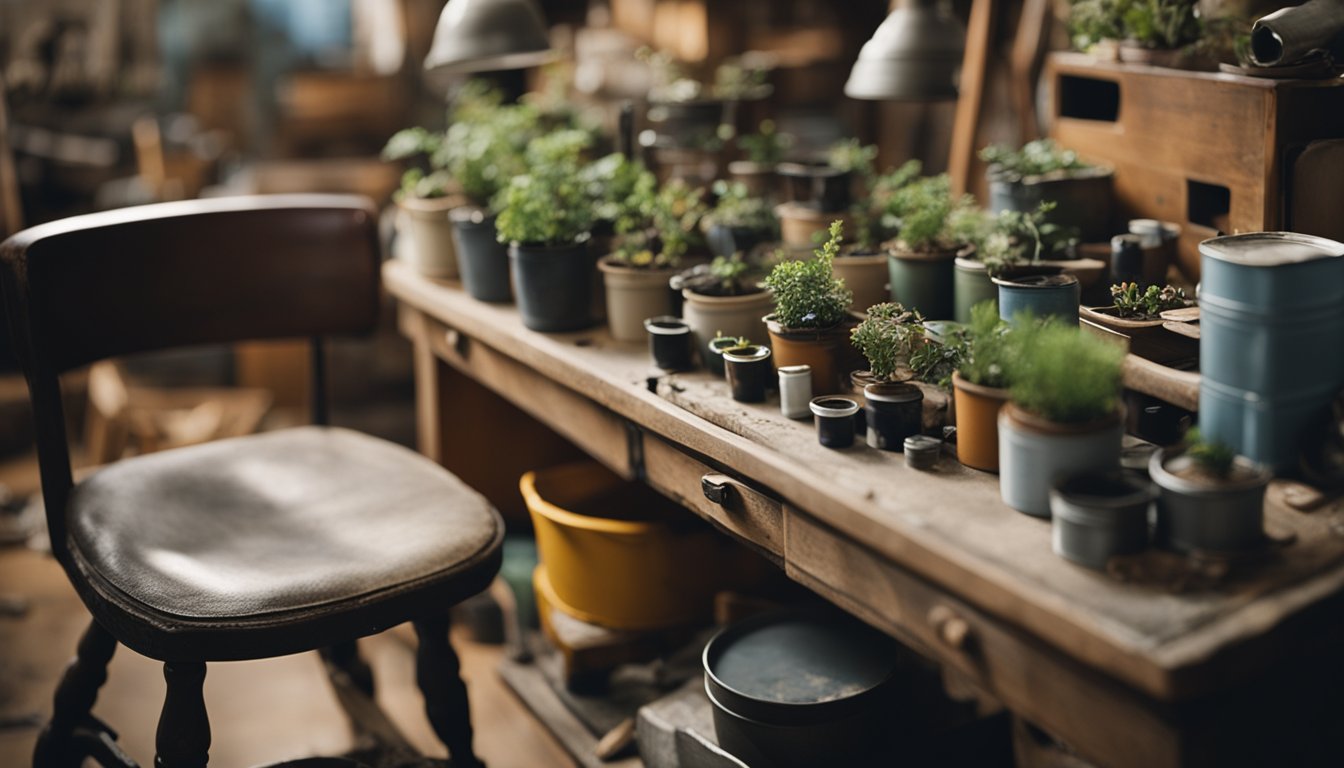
[423,0,553,75]
[845,0,966,101]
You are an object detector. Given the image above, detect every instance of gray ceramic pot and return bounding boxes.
[888,247,958,320]
[953,257,997,325]
[451,207,512,302]
[995,273,1080,324]
[1150,448,1272,553]
[1050,470,1155,569]
[999,404,1124,518]
[988,168,1115,243]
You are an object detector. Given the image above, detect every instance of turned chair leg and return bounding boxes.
[413,613,484,768]
[155,662,209,768]
[33,620,118,768]
[321,641,375,699]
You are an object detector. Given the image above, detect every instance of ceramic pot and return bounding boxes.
[776,162,852,210]
[776,202,852,250]
[1197,232,1344,471]
[987,167,1115,243]
[953,257,998,325]
[1150,447,1273,553]
[399,195,465,278]
[510,239,595,333]
[952,372,1010,473]
[645,316,693,371]
[888,245,959,320]
[599,259,679,342]
[995,273,1080,324]
[834,248,891,313]
[706,221,774,260]
[727,160,776,199]
[765,317,848,396]
[723,345,774,403]
[810,396,860,448]
[451,207,512,302]
[682,288,774,361]
[863,382,924,451]
[1050,470,1155,570]
[647,100,725,148]
[1127,219,1180,285]
[998,403,1124,518]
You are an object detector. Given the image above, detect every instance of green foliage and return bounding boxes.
[981,139,1091,180]
[1008,321,1124,423]
[976,202,1076,276]
[890,175,977,253]
[495,130,596,246]
[850,303,927,383]
[610,177,708,268]
[957,301,1015,389]
[764,221,853,329]
[383,127,452,200]
[1184,428,1236,478]
[911,336,964,391]
[383,126,444,162]
[848,159,922,250]
[1067,0,1202,50]
[711,180,777,231]
[584,153,653,225]
[827,139,878,180]
[737,120,792,166]
[442,102,540,208]
[1110,282,1189,318]
[713,56,773,101]
[706,254,758,295]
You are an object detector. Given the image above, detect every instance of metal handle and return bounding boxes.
[444,328,470,358]
[701,474,735,506]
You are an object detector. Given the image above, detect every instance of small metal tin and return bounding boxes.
[778,365,813,420]
[1110,233,1145,286]
[903,435,941,470]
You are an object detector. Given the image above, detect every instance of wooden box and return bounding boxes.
[1046,52,1344,279]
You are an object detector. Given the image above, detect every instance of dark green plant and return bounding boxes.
[1122,0,1201,49]
[1184,428,1236,478]
[957,301,1014,389]
[976,202,1076,276]
[911,336,964,391]
[851,303,927,382]
[1068,0,1130,49]
[383,127,453,200]
[443,102,540,209]
[495,130,595,246]
[1110,282,1189,318]
[609,172,707,268]
[711,180,777,231]
[737,119,792,166]
[584,153,652,225]
[1008,321,1125,423]
[980,139,1091,180]
[848,159,922,251]
[890,174,977,253]
[706,254,759,295]
[764,220,853,329]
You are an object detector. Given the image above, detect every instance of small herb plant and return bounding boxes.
[584,153,651,226]
[707,255,757,295]
[889,174,978,253]
[1110,282,1189,319]
[980,139,1092,181]
[711,180,777,231]
[383,127,454,200]
[737,119,791,166]
[977,203,1076,276]
[957,301,1014,389]
[611,177,707,268]
[827,139,878,181]
[1009,321,1125,423]
[847,159,921,251]
[495,130,596,247]
[1183,428,1236,478]
[850,303,927,383]
[1068,0,1204,51]
[764,220,853,329]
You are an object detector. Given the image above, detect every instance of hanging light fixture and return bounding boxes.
[845,0,966,101]
[423,0,554,76]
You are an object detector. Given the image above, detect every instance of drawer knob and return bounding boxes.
[928,605,972,651]
[701,474,735,506]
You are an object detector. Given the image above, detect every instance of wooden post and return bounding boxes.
[948,0,998,198]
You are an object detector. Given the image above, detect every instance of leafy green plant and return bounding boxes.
[957,301,1014,389]
[383,127,453,200]
[765,221,853,329]
[705,254,760,296]
[737,120,792,166]
[1110,282,1189,318]
[711,180,777,231]
[980,139,1091,180]
[443,103,540,209]
[713,56,773,101]
[827,139,878,181]
[850,303,927,382]
[976,203,1076,276]
[1068,0,1129,49]
[1122,0,1201,49]
[847,159,922,251]
[1184,428,1236,478]
[890,174,978,253]
[911,337,964,391]
[1008,321,1125,423]
[495,130,596,246]
[612,178,707,268]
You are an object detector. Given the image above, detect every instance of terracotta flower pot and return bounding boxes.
[776,202,852,250]
[833,248,890,313]
[952,371,1010,472]
[599,258,679,342]
[765,316,849,396]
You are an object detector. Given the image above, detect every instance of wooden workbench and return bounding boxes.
[386,259,1344,767]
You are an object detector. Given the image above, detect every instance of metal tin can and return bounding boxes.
[779,365,813,419]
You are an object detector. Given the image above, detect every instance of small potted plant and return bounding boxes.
[850,302,930,451]
[954,203,1078,324]
[775,140,871,249]
[496,130,598,332]
[887,173,979,321]
[1080,282,1194,363]
[952,301,1015,472]
[383,126,464,278]
[999,321,1126,517]
[722,341,774,403]
[680,254,774,365]
[600,172,707,341]
[1049,470,1156,569]
[730,119,791,197]
[704,180,777,260]
[763,221,854,395]
[994,273,1081,324]
[834,159,920,313]
[1150,430,1273,553]
[980,139,1114,243]
[706,332,747,377]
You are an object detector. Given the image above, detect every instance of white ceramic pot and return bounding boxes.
[399,195,465,279]
[598,259,679,342]
[681,288,774,362]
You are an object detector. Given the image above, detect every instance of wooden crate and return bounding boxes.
[1046,52,1344,280]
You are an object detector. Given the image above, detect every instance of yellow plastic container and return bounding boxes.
[522,461,752,631]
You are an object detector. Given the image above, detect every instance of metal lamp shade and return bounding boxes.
[423,0,553,75]
[845,0,965,101]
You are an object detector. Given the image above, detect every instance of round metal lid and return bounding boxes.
[1200,232,1344,267]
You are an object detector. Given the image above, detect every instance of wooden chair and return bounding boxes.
[0,195,504,768]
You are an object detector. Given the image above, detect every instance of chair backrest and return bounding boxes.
[0,194,381,556]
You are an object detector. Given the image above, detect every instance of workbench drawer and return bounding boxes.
[642,434,784,563]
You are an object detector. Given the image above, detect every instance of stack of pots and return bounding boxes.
[775,163,853,250]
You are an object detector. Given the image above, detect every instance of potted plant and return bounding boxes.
[886,173,979,321]
[730,119,791,197]
[952,301,1015,472]
[681,255,774,365]
[722,341,774,403]
[383,126,465,278]
[763,221,854,395]
[954,203,1077,324]
[640,47,726,152]
[1150,430,1273,553]
[995,273,1081,324]
[496,130,598,332]
[775,139,871,249]
[1080,282,1194,363]
[600,172,707,341]
[981,139,1114,244]
[834,160,920,313]
[850,302,930,450]
[999,321,1126,517]
[1049,470,1156,569]
[704,180,777,260]
[706,333,748,377]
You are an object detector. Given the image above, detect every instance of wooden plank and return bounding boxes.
[498,656,644,768]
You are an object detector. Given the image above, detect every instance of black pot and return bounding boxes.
[509,239,596,332]
[703,607,903,767]
[705,335,742,377]
[809,396,860,448]
[451,207,512,303]
[645,316,694,371]
[706,222,774,260]
[987,169,1114,244]
[864,382,923,451]
[776,162,852,211]
[723,345,773,403]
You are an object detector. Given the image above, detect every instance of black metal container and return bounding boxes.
[509,239,595,332]
[809,396,860,448]
[451,207,512,303]
[645,316,694,371]
[1050,470,1155,570]
[776,162,852,211]
[723,345,773,403]
[863,382,924,451]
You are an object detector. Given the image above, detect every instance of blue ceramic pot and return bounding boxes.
[999,404,1123,518]
[994,273,1080,324]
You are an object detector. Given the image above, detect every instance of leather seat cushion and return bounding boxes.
[67,426,501,620]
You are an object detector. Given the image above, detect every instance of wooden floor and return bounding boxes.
[0,546,576,768]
